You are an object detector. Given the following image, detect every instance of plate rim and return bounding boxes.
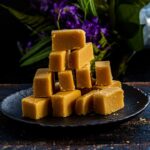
[1,84,150,128]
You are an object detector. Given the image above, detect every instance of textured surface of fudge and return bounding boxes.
[22,96,50,120]
[51,90,81,117]
[76,63,92,88]
[93,87,124,115]
[75,90,97,115]
[93,80,121,90]
[95,61,113,86]
[52,29,86,51]
[69,43,94,69]
[33,68,53,97]
[49,51,66,72]
[58,70,75,91]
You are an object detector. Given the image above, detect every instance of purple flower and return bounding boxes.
[101,27,109,36]
[50,0,67,20]
[50,1,82,29]
[26,41,32,49]
[29,0,53,12]
[81,17,101,46]
[81,17,109,48]
[17,40,33,55]
[61,6,77,15]
[61,5,82,28]
[29,0,110,50]
[40,0,51,12]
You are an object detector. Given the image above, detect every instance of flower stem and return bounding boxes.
[57,10,61,29]
[57,21,60,30]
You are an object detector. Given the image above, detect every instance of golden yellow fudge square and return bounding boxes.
[33,68,53,97]
[69,42,94,69]
[75,90,97,116]
[93,87,124,115]
[95,61,113,86]
[76,63,92,89]
[22,96,51,120]
[52,29,86,51]
[51,90,81,117]
[49,51,66,72]
[58,70,75,91]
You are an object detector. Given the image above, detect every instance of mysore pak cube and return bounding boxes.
[93,87,124,115]
[69,42,94,69]
[52,29,86,51]
[76,63,92,88]
[49,51,66,72]
[33,68,53,97]
[75,90,97,115]
[51,90,81,117]
[22,95,51,120]
[95,61,113,86]
[58,70,75,91]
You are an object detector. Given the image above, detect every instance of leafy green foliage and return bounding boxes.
[91,33,110,76]
[20,36,50,62]
[20,46,50,67]
[116,2,148,51]
[128,26,144,51]
[94,0,109,13]
[117,4,140,24]
[0,4,52,34]
[133,0,150,7]
[78,0,97,18]
[89,0,97,16]
[99,33,108,49]
[0,4,52,66]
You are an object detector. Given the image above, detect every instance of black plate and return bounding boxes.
[1,84,150,128]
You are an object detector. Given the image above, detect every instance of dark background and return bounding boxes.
[0,1,150,83]
[0,0,49,83]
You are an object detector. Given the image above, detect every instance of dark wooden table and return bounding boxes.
[0,83,150,149]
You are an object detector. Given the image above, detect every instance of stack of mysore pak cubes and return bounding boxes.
[22,29,124,120]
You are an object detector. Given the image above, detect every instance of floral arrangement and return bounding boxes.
[0,0,149,78]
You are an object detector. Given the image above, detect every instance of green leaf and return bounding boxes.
[78,0,89,19]
[20,47,50,67]
[0,4,51,34]
[95,50,108,61]
[89,0,98,16]
[78,0,98,18]
[78,0,86,11]
[128,25,144,51]
[117,4,140,24]
[93,44,100,54]
[133,0,150,7]
[92,0,109,17]
[20,36,50,62]
[99,33,108,48]
[117,4,144,51]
